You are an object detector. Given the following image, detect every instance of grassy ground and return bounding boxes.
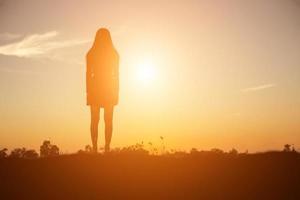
[0,151,300,200]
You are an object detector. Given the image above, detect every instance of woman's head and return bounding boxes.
[92,28,113,49]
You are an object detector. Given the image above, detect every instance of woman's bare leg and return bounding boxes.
[90,105,100,153]
[104,106,114,152]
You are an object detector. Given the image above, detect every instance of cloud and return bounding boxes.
[0,31,89,58]
[242,83,276,92]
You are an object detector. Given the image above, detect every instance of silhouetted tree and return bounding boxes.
[40,140,51,157]
[40,140,60,157]
[0,148,8,158]
[50,145,59,156]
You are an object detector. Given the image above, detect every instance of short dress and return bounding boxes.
[86,49,119,107]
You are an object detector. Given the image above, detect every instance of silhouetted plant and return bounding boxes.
[210,148,224,154]
[77,145,93,154]
[228,148,238,156]
[77,149,84,154]
[0,148,8,158]
[148,142,154,154]
[85,145,93,153]
[283,144,292,152]
[190,148,199,154]
[110,143,149,156]
[40,140,60,157]
[160,136,166,154]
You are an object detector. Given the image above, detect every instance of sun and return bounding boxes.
[136,59,157,85]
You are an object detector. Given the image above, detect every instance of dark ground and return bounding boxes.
[0,151,300,200]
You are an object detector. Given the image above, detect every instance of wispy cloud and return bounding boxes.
[0,31,89,58]
[242,83,276,92]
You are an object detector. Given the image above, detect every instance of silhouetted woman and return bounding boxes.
[86,28,119,153]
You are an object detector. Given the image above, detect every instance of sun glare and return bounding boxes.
[136,59,157,85]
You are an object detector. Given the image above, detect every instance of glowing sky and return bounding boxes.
[0,0,299,152]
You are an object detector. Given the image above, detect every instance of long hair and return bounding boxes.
[88,28,117,57]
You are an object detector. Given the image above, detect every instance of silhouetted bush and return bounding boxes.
[0,148,8,158]
[190,148,199,154]
[85,145,93,153]
[9,148,38,159]
[77,145,93,154]
[40,140,60,157]
[23,149,39,159]
[228,148,238,156]
[110,143,149,156]
[9,148,27,158]
[283,144,292,152]
[210,148,224,154]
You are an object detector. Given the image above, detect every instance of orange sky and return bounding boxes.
[0,0,299,153]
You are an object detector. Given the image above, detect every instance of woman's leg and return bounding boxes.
[104,106,114,152]
[90,105,100,153]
